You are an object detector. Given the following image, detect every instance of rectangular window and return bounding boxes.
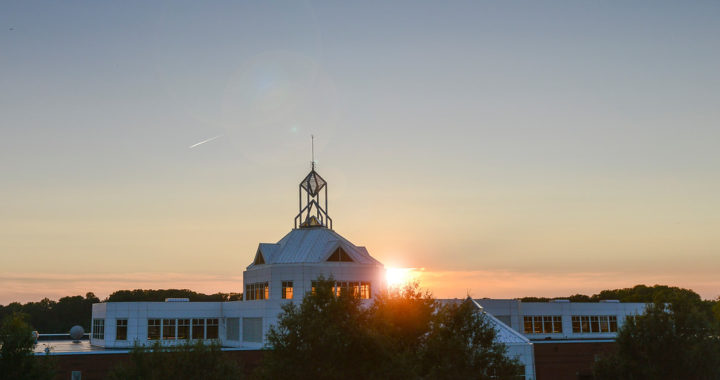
[360,282,371,299]
[245,282,269,300]
[116,319,127,341]
[311,281,318,295]
[571,315,618,333]
[177,319,190,340]
[572,316,581,333]
[163,319,176,340]
[206,318,219,339]
[192,318,205,339]
[533,316,542,333]
[553,316,562,333]
[282,281,294,299]
[543,316,553,333]
[609,316,618,332]
[242,318,263,343]
[523,316,533,334]
[226,318,240,341]
[148,319,161,340]
[92,319,105,340]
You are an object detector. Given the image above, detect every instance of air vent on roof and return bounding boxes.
[600,299,620,303]
[551,299,570,303]
[165,298,189,302]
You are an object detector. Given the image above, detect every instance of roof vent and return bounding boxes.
[600,299,620,303]
[165,298,190,302]
[551,299,570,303]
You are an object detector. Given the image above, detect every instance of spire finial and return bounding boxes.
[311,134,315,170]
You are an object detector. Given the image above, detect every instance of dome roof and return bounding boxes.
[248,228,382,268]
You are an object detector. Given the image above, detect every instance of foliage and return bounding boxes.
[593,300,720,380]
[107,340,243,380]
[261,278,522,380]
[0,293,99,333]
[0,313,55,380]
[106,289,242,302]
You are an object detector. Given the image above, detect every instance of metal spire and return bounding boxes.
[311,134,315,170]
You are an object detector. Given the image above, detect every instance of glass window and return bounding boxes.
[282,281,293,299]
[523,316,533,334]
[177,319,190,340]
[163,319,176,340]
[192,318,205,339]
[581,316,590,333]
[543,316,553,333]
[360,282,371,299]
[116,319,127,341]
[226,318,240,341]
[533,316,542,333]
[553,316,563,333]
[92,319,105,340]
[572,316,581,333]
[206,318,219,339]
[599,316,609,333]
[148,319,161,340]
[590,316,600,332]
[242,318,263,343]
[609,316,618,332]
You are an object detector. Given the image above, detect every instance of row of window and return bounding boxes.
[523,316,562,334]
[311,281,372,299]
[245,282,269,300]
[148,318,219,340]
[523,315,619,334]
[247,280,373,300]
[572,315,618,333]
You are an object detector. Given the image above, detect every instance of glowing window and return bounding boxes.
[282,281,293,299]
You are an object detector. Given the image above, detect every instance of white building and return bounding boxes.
[89,164,648,380]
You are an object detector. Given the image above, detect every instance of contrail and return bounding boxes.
[189,135,222,149]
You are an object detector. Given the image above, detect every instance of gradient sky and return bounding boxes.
[2,1,719,304]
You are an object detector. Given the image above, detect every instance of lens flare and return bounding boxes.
[385,267,415,288]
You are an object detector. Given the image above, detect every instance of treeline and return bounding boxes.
[0,289,242,333]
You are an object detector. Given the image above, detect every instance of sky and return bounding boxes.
[1,1,719,304]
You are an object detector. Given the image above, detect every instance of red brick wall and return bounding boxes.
[51,350,265,380]
[534,342,616,380]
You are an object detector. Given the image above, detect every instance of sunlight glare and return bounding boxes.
[385,267,415,288]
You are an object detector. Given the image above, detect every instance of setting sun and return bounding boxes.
[385,267,416,288]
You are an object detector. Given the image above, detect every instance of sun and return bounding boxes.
[385,267,415,288]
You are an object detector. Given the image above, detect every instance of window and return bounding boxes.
[311,281,371,299]
[360,282,371,299]
[116,319,127,341]
[245,282,269,300]
[226,318,239,341]
[163,319,176,340]
[92,319,105,339]
[148,319,161,340]
[254,249,265,265]
[572,315,619,333]
[243,318,263,343]
[192,318,205,339]
[282,281,293,299]
[327,247,353,262]
[206,318,219,339]
[522,316,562,334]
[177,319,190,340]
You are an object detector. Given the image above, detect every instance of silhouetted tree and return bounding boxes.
[107,341,243,380]
[594,300,720,380]
[0,313,55,380]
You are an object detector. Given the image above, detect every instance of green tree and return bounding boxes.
[261,278,523,380]
[260,277,377,380]
[594,301,720,380]
[421,300,523,380]
[107,340,243,380]
[0,313,55,380]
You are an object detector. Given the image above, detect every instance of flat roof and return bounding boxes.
[33,340,262,356]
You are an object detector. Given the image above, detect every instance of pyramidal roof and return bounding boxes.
[248,227,382,269]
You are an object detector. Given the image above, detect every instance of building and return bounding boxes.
[36,164,644,380]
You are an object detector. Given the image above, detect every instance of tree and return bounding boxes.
[421,300,523,380]
[260,277,378,380]
[594,301,720,380]
[107,340,243,380]
[261,279,523,380]
[0,313,55,380]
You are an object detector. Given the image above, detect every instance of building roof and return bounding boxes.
[248,227,382,268]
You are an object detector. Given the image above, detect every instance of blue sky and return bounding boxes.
[1,1,719,302]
